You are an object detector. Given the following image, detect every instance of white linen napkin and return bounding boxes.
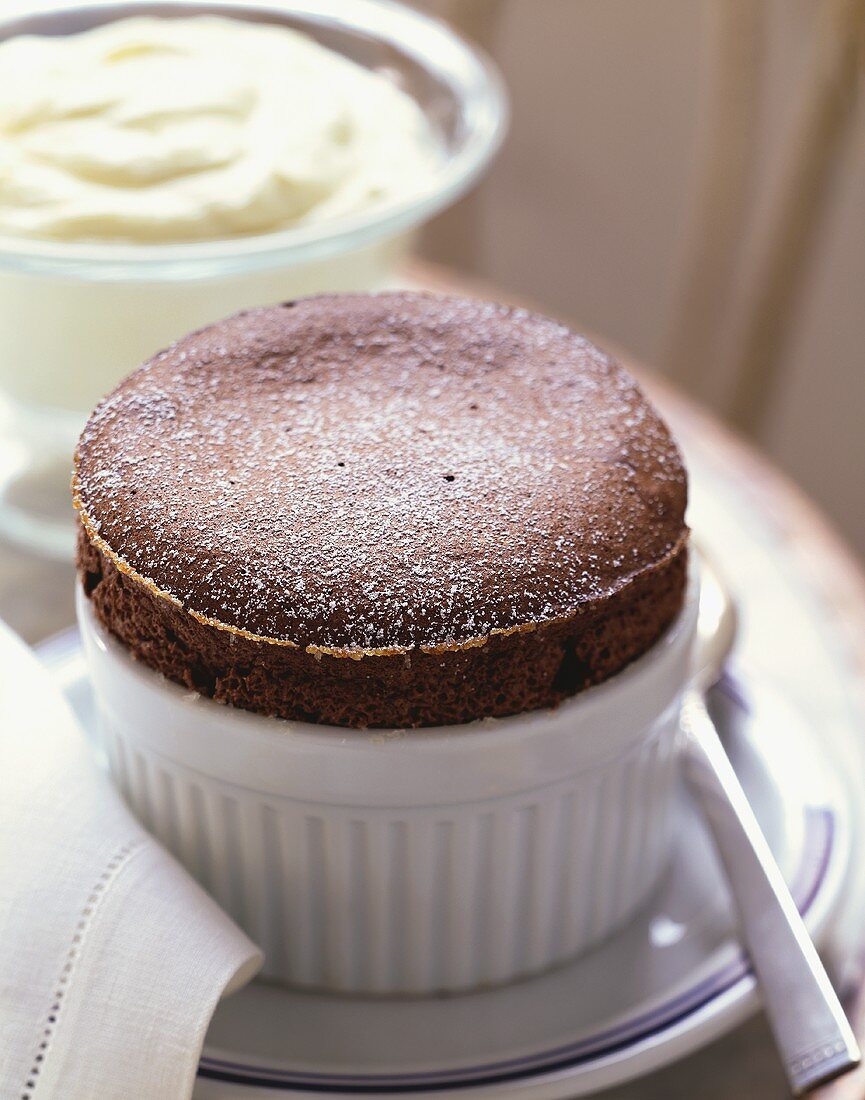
[0,621,262,1100]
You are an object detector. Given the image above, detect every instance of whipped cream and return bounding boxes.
[0,16,439,243]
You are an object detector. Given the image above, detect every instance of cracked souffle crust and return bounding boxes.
[74,292,688,727]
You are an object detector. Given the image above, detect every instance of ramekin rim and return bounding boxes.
[76,560,700,748]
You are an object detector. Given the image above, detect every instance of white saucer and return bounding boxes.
[38,633,860,1098]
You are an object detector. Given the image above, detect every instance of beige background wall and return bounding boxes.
[419,0,865,557]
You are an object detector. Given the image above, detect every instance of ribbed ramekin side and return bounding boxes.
[98,708,681,995]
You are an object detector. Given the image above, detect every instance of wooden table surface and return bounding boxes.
[3,261,865,1099]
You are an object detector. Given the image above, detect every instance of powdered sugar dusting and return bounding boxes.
[75,293,687,651]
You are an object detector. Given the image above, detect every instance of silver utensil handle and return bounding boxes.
[682,690,860,1095]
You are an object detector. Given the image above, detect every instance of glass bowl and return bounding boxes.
[0,0,508,558]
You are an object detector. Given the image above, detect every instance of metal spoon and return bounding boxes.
[686,550,860,1094]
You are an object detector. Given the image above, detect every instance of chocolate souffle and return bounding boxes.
[74,293,688,728]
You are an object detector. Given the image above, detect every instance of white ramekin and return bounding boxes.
[77,574,698,996]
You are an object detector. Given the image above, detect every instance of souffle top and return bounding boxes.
[74,292,687,657]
